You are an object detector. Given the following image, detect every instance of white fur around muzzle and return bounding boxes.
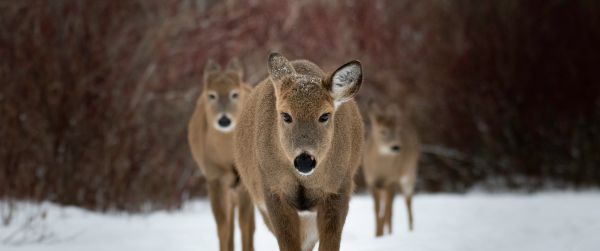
[213,121,235,133]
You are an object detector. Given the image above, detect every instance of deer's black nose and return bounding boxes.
[391,145,401,152]
[218,116,231,127]
[294,153,316,175]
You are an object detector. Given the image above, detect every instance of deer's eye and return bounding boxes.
[231,92,239,99]
[208,93,217,100]
[318,113,330,123]
[281,112,293,124]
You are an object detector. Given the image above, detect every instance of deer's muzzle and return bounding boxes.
[294,152,316,175]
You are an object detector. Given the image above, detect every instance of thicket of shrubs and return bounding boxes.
[1,0,598,211]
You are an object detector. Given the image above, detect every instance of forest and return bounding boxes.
[1,0,599,212]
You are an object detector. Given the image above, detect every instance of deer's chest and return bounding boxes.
[205,130,235,168]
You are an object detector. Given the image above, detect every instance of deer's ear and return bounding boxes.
[204,59,220,84]
[268,53,296,96]
[226,57,244,80]
[268,52,295,81]
[326,60,362,104]
[204,59,220,74]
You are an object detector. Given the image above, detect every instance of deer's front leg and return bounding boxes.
[371,187,384,236]
[238,186,255,251]
[317,192,350,251]
[207,178,234,251]
[265,191,301,251]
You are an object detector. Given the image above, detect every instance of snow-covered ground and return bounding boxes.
[2,192,600,251]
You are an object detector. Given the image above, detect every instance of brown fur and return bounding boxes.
[188,58,255,251]
[234,53,364,251]
[362,103,421,236]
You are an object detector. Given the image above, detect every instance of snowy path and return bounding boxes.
[2,192,599,251]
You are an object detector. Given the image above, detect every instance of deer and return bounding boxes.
[188,58,255,251]
[362,102,421,237]
[233,52,364,251]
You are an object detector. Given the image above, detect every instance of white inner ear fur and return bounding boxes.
[331,63,361,107]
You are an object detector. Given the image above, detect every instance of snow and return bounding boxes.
[2,192,600,251]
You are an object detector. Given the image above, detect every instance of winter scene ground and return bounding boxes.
[2,192,599,251]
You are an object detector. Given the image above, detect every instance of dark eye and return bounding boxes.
[231,92,239,99]
[281,112,293,124]
[208,93,217,100]
[318,113,330,123]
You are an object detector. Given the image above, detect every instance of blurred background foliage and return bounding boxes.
[1,0,599,212]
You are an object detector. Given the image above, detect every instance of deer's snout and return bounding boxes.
[294,152,316,175]
[214,114,235,133]
[218,115,231,127]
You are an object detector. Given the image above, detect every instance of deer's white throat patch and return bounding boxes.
[298,211,319,251]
